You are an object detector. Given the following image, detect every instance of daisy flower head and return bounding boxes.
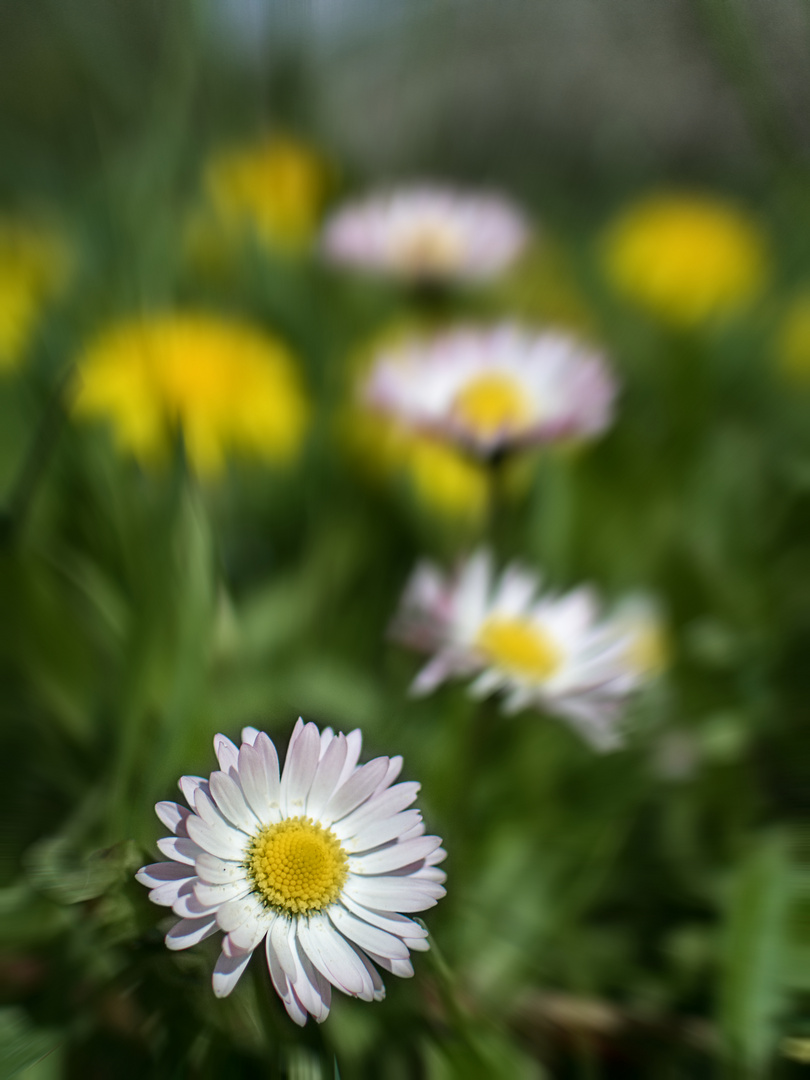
[362,323,617,459]
[601,192,768,328]
[74,311,309,476]
[392,550,651,751]
[322,185,529,285]
[136,720,446,1025]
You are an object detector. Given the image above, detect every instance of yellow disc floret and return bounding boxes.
[247,817,348,915]
[452,373,531,440]
[476,616,561,681]
[601,192,767,327]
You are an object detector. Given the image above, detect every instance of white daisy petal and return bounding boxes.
[240,725,260,746]
[195,879,251,909]
[195,852,244,886]
[209,770,259,833]
[186,812,247,862]
[322,757,390,825]
[332,782,421,841]
[213,734,240,774]
[212,949,252,998]
[344,809,423,854]
[343,874,445,912]
[155,801,191,836]
[165,914,219,951]
[136,862,192,889]
[306,734,349,821]
[339,894,428,940]
[336,729,363,787]
[178,775,206,809]
[296,913,373,999]
[290,935,332,1022]
[156,836,199,866]
[349,835,443,876]
[363,950,415,979]
[280,721,321,815]
[269,913,297,979]
[327,905,410,960]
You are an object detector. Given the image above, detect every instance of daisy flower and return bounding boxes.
[322,185,529,284]
[392,550,650,751]
[601,192,768,327]
[74,311,309,476]
[136,720,446,1025]
[362,324,617,458]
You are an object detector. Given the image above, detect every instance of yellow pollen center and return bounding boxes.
[391,224,462,276]
[452,374,532,439]
[476,616,562,680]
[247,817,348,915]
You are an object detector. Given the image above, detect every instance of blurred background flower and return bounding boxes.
[74,311,309,475]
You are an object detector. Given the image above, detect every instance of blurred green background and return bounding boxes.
[2,1,810,1077]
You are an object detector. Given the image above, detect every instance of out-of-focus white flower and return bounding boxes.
[361,324,617,458]
[136,720,445,1025]
[392,550,651,751]
[322,185,529,284]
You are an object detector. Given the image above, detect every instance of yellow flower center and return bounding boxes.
[476,616,561,680]
[246,817,348,915]
[452,374,531,439]
[390,223,463,277]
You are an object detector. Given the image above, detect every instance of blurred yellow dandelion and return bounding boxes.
[0,218,71,370]
[75,312,309,475]
[203,135,331,254]
[601,193,767,327]
[406,435,489,521]
[776,288,810,381]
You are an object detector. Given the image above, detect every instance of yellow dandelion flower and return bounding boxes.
[202,135,331,254]
[776,288,810,381]
[406,435,489,521]
[0,218,71,370]
[75,312,309,476]
[601,193,767,327]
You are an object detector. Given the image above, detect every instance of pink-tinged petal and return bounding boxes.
[136,862,191,889]
[296,913,373,998]
[149,876,196,908]
[404,935,430,952]
[327,905,410,960]
[238,741,281,823]
[194,879,251,908]
[335,729,363,788]
[280,721,321,815]
[344,810,422,854]
[349,835,443,876]
[318,727,335,758]
[332,782,421,841]
[339,895,428,939]
[322,757,390,825]
[155,801,191,836]
[343,874,445,912]
[411,654,454,697]
[214,733,240,773]
[241,726,260,746]
[414,865,447,884]
[178,775,206,809]
[306,734,348,821]
[186,813,247,862]
[212,948,252,998]
[195,852,243,886]
[165,914,218,951]
[156,836,199,866]
[209,770,257,833]
[253,732,282,805]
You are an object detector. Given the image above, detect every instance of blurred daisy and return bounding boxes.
[136,720,446,1025]
[0,218,71,370]
[74,312,309,476]
[202,135,330,253]
[362,324,617,459]
[392,550,652,750]
[322,185,529,284]
[601,192,767,327]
